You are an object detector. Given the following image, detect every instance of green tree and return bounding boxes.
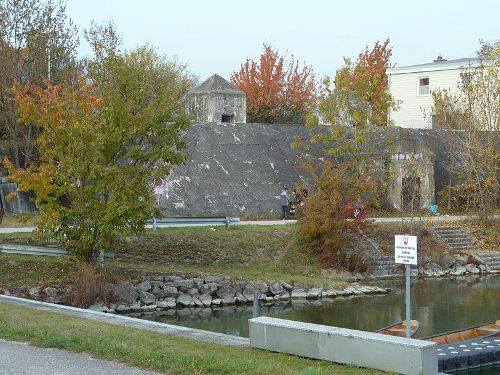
[0,0,78,168]
[6,32,193,261]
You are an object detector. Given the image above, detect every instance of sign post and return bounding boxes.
[395,235,417,338]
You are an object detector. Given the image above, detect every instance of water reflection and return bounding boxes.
[133,275,500,339]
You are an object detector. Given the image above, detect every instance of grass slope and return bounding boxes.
[0,302,387,375]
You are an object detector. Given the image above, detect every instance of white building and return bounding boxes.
[387,57,478,129]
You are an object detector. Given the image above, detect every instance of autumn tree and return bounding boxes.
[231,44,316,124]
[5,26,193,261]
[430,41,499,219]
[318,38,395,127]
[0,0,78,168]
[296,40,396,269]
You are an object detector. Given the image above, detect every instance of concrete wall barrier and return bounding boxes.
[249,317,437,375]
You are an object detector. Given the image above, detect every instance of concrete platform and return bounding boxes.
[249,316,437,375]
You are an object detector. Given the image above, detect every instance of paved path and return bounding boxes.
[0,339,163,375]
[0,214,497,233]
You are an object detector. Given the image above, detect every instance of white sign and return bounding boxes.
[394,235,418,265]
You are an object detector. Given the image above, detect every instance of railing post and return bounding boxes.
[253,287,259,318]
[225,217,229,228]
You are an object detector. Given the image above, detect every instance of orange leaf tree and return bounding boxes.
[319,38,395,126]
[5,41,192,262]
[231,44,316,124]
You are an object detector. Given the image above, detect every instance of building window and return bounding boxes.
[418,77,429,95]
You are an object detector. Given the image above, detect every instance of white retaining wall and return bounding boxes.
[249,317,437,375]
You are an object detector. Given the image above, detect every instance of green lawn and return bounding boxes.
[0,302,388,375]
[0,225,350,289]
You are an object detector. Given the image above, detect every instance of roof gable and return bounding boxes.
[188,74,244,95]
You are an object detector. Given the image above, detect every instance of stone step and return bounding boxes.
[438,234,470,239]
[476,252,500,258]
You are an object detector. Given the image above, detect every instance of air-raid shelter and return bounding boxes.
[185,74,246,123]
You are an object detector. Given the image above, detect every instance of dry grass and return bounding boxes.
[63,263,119,308]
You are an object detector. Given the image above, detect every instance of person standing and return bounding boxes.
[280,187,290,219]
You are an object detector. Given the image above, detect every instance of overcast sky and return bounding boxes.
[66,0,499,82]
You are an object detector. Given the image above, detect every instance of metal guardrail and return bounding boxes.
[0,244,67,257]
[149,217,240,230]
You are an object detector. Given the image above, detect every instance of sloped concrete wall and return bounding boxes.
[159,122,315,216]
[160,123,484,216]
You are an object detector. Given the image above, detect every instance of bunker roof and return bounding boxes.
[187,74,244,95]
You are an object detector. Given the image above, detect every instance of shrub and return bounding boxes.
[63,263,118,308]
[298,161,375,272]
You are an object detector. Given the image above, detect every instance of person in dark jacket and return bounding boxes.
[280,187,291,219]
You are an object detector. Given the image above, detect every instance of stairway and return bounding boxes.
[474,252,500,271]
[430,226,477,253]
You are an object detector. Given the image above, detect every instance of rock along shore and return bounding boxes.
[81,275,390,314]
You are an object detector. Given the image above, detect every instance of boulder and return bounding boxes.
[255,280,269,294]
[269,282,285,296]
[136,280,152,293]
[28,286,41,297]
[291,289,308,299]
[216,285,237,299]
[177,279,195,292]
[150,281,163,288]
[205,275,223,284]
[441,254,457,269]
[193,297,204,307]
[199,294,212,307]
[424,263,443,273]
[186,288,200,297]
[164,297,177,308]
[43,287,58,298]
[280,281,293,292]
[164,275,182,282]
[115,282,139,304]
[200,282,219,295]
[452,266,467,276]
[163,286,179,298]
[128,302,143,313]
[465,264,480,274]
[151,284,164,297]
[116,304,130,313]
[233,280,248,292]
[307,288,323,299]
[88,302,106,312]
[156,300,172,309]
[211,298,222,306]
[140,304,157,313]
[139,291,156,305]
[176,293,194,307]
[235,292,247,303]
[193,278,204,288]
[323,289,337,298]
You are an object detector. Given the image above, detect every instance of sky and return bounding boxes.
[66,0,499,82]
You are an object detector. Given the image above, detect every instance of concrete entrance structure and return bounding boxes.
[249,316,437,375]
[185,74,246,124]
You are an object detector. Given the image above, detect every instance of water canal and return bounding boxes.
[133,275,499,373]
[133,275,499,338]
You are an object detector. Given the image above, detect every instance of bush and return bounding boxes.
[63,263,118,308]
[298,162,375,272]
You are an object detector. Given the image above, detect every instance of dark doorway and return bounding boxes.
[401,177,421,212]
[221,114,234,123]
